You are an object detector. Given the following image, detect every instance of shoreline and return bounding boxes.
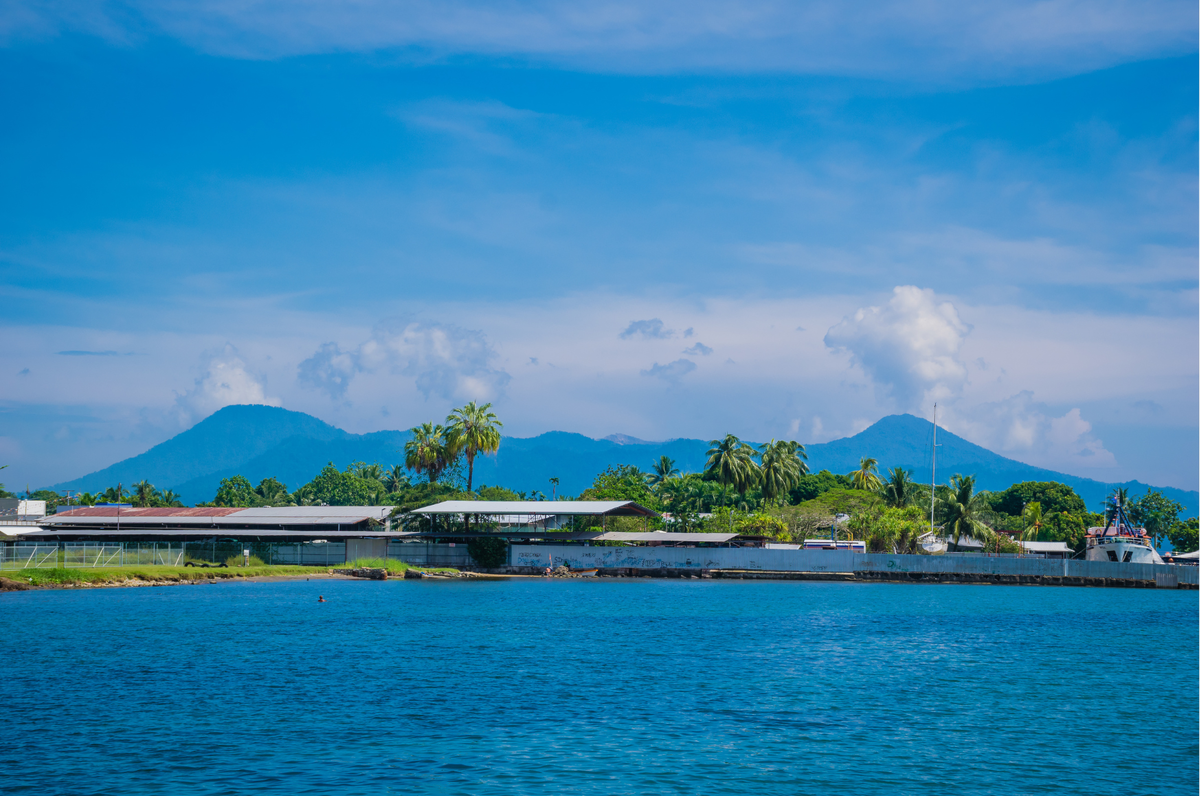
[3,567,1194,591]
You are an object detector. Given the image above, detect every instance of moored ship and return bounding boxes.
[1085,496,1164,564]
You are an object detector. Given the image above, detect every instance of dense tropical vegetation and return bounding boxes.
[10,415,1198,554]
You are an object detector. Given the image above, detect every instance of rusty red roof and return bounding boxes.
[54,507,243,518]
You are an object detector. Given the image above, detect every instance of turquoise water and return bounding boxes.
[2,579,1196,795]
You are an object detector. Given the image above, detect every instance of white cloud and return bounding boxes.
[824,286,970,410]
[945,391,1117,470]
[5,0,1192,81]
[298,320,511,402]
[175,344,278,420]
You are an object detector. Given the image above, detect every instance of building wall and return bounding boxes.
[510,545,1199,585]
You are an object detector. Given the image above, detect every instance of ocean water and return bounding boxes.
[1,579,1196,795]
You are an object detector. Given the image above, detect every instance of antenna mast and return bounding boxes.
[930,404,937,536]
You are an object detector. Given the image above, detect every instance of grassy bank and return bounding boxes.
[3,559,459,588]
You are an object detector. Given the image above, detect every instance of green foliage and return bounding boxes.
[582,464,660,508]
[705,434,760,495]
[647,456,680,487]
[214,475,258,507]
[468,536,508,568]
[732,512,788,539]
[758,439,807,502]
[477,484,521,501]
[794,487,880,517]
[941,474,991,549]
[1167,517,1199,553]
[789,470,850,503]
[880,467,915,508]
[306,463,370,506]
[445,401,503,493]
[1128,489,1185,544]
[849,457,883,491]
[989,481,1087,517]
[846,505,928,554]
[405,422,455,483]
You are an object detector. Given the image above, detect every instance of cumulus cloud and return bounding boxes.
[948,391,1117,470]
[176,344,278,419]
[683,342,713,356]
[825,286,970,410]
[298,320,510,402]
[620,319,674,340]
[641,358,696,382]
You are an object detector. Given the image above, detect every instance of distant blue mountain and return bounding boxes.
[51,404,1197,516]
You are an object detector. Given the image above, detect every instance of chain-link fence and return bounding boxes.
[0,540,481,570]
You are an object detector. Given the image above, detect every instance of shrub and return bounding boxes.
[468,536,508,568]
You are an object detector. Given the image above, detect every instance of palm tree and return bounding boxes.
[647,456,680,488]
[758,440,803,502]
[159,490,185,508]
[132,480,157,507]
[881,467,914,508]
[405,422,452,484]
[255,477,292,506]
[384,465,409,494]
[705,434,760,499]
[1021,501,1044,543]
[445,401,503,494]
[352,462,384,482]
[849,457,882,491]
[942,474,991,550]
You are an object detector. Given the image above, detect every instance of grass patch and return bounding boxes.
[334,558,460,575]
[10,564,331,587]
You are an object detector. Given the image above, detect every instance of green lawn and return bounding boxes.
[4,560,458,587]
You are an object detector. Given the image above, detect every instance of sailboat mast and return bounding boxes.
[930,403,937,535]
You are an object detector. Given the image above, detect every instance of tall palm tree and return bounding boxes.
[849,457,883,491]
[159,490,185,508]
[942,474,990,550]
[706,434,760,499]
[132,480,157,507]
[758,440,803,502]
[405,422,452,484]
[1021,501,1044,543]
[647,456,680,488]
[881,467,914,508]
[384,464,409,494]
[445,401,503,494]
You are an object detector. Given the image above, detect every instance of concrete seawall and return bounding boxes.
[508,545,1199,588]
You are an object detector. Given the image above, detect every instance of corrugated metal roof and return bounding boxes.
[411,500,657,517]
[54,507,243,517]
[591,532,738,542]
[12,527,417,539]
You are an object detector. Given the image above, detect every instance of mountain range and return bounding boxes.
[51,404,1198,516]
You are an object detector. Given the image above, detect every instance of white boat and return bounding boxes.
[1085,497,1164,564]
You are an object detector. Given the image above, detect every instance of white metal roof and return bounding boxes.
[591,532,738,542]
[1019,541,1074,553]
[411,500,657,517]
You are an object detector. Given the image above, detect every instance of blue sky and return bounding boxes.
[1,1,1197,492]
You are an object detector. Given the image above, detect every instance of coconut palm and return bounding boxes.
[405,422,452,484]
[705,434,760,498]
[758,440,804,502]
[352,462,384,482]
[159,490,185,508]
[942,474,991,550]
[132,480,157,507]
[881,467,914,508]
[849,457,883,491]
[255,477,292,506]
[647,456,680,488]
[1021,501,1044,543]
[384,464,409,494]
[445,401,503,494]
